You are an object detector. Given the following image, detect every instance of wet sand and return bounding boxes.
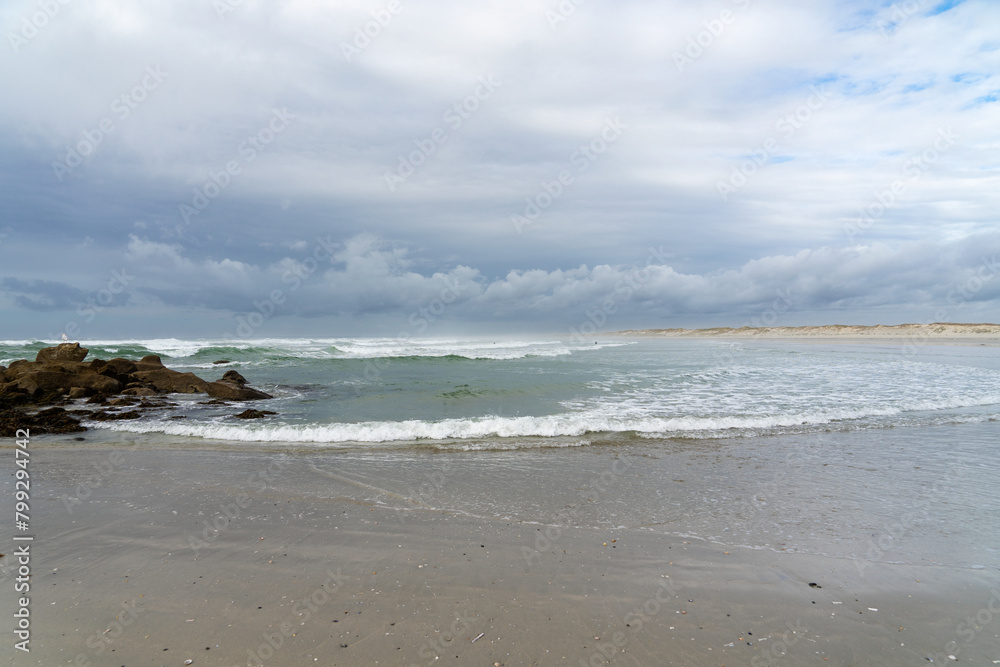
[4,425,1000,666]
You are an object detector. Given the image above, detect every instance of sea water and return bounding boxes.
[4,336,999,568]
[3,337,999,449]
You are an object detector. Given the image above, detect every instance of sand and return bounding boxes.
[607,323,1000,347]
[5,425,999,666]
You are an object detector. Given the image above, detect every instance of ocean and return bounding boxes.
[4,336,1000,450]
[6,336,1000,582]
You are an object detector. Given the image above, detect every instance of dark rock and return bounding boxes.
[107,397,140,407]
[137,355,165,369]
[206,381,272,401]
[91,358,139,384]
[0,391,33,409]
[1,361,31,382]
[72,373,126,395]
[105,358,139,377]
[206,370,270,400]
[198,399,230,405]
[36,342,89,363]
[213,360,231,365]
[0,347,271,434]
[221,370,249,385]
[6,359,32,373]
[233,409,278,419]
[132,369,210,394]
[35,361,91,375]
[0,406,86,436]
[121,387,160,397]
[6,371,123,397]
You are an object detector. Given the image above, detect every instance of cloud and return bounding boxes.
[1,0,998,336]
[83,233,1000,331]
[0,276,133,313]
[1,277,88,311]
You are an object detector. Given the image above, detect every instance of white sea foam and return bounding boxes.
[6,337,624,361]
[328,338,622,360]
[12,336,1000,446]
[98,391,1000,444]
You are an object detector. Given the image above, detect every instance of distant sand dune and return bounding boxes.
[608,322,1000,343]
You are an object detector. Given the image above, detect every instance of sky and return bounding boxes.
[0,0,998,340]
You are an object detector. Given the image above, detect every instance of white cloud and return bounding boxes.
[1,0,998,335]
[106,233,999,330]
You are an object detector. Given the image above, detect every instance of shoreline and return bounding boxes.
[9,421,1000,665]
[605,322,1000,346]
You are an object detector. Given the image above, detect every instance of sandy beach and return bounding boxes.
[6,419,999,666]
[607,323,1000,347]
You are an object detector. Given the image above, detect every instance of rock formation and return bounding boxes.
[0,343,273,436]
